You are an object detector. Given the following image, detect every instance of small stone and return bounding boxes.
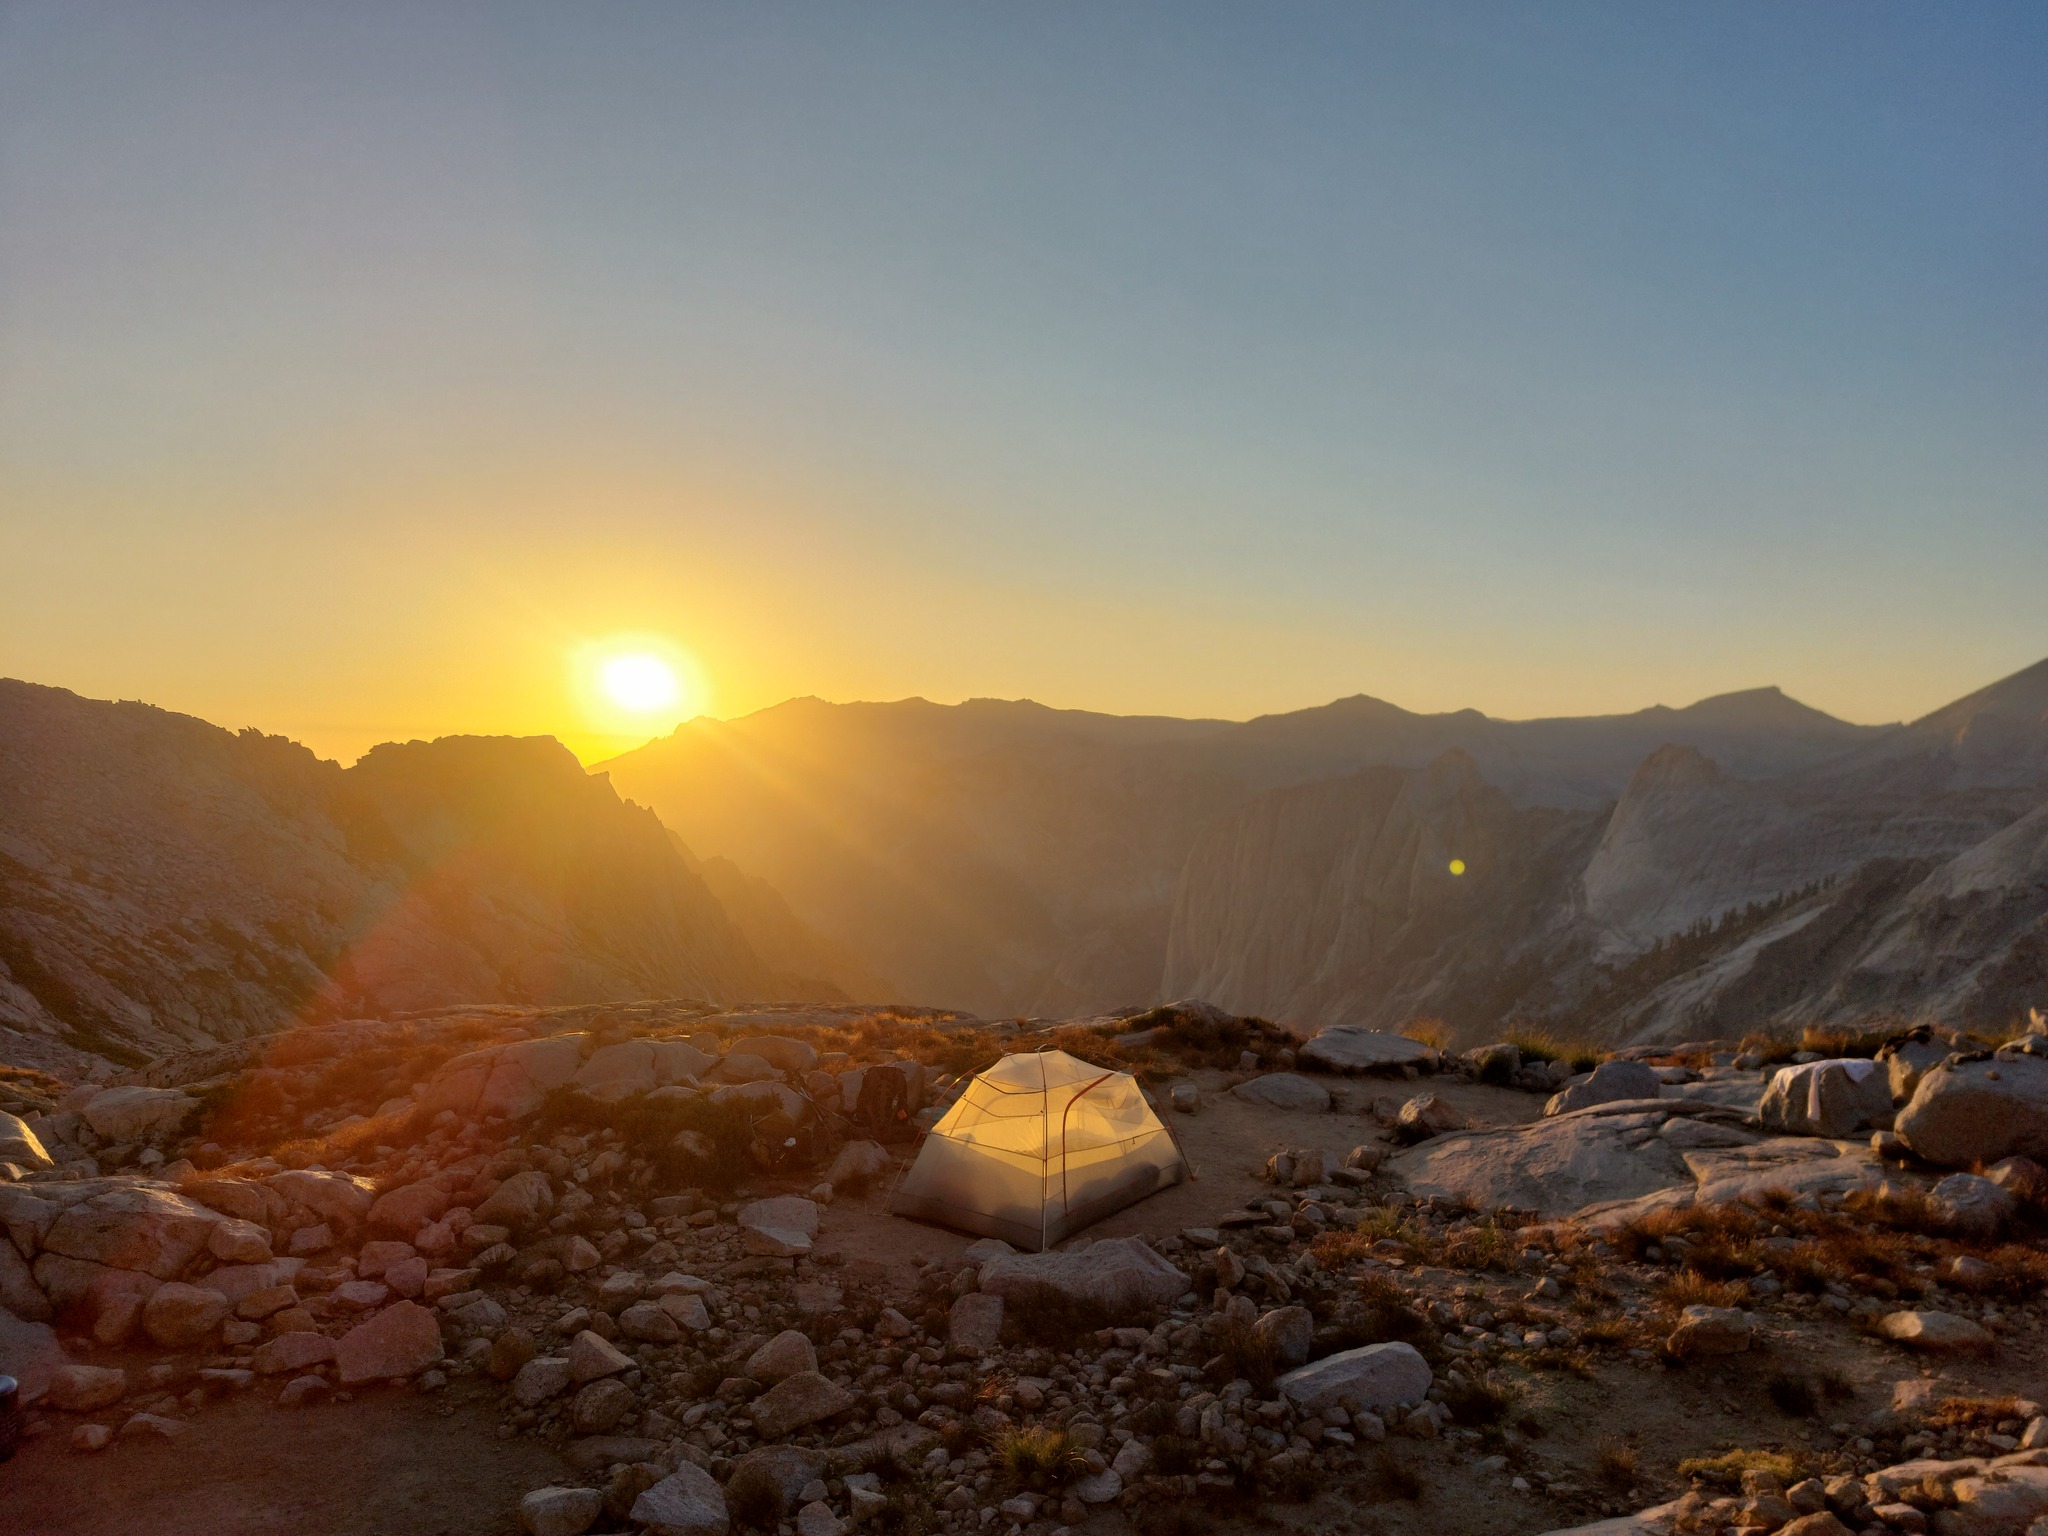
[335,1300,444,1384]
[795,1501,845,1536]
[277,1374,331,1407]
[490,1328,538,1381]
[749,1371,856,1439]
[659,1291,711,1331]
[569,1328,635,1383]
[331,1280,391,1311]
[1878,1310,1994,1352]
[1667,1305,1752,1357]
[948,1292,1004,1354]
[142,1282,230,1348]
[1927,1173,2018,1239]
[630,1463,731,1536]
[512,1356,574,1407]
[49,1365,127,1412]
[562,1236,602,1272]
[1253,1304,1315,1367]
[252,1331,337,1376]
[1776,1514,1853,1536]
[619,1301,681,1343]
[521,1486,604,1536]
[1170,1083,1200,1114]
[208,1218,273,1264]
[1074,1469,1122,1503]
[236,1284,299,1320]
[288,1223,333,1255]
[572,1377,636,1434]
[120,1412,188,1438]
[745,1329,818,1386]
[71,1422,113,1452]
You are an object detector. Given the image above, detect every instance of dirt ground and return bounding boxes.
[5,1385,566,1536]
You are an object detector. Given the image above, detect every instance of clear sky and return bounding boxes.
[3,3,2043,762]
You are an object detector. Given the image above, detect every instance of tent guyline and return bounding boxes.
[888,1048,1188,1251]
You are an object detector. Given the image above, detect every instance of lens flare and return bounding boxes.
[1448,858,1467,876]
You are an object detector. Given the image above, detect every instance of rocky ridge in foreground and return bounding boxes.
[6,1006,2048,1536]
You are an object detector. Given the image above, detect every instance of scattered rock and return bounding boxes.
[48,1364,127,1412]
[745,1329,819,1386]
[1275,1341,1432,1414]
[1667,1304,1752,1357]
[1879,1310,1994,1352]
[1759,1058,1894,1138]
[141,1282,229,1348]
[749,1371,856,1439]
[71,1423,112,1452]
[1544,1061,1660,1117]
[0,1110,54,1171]
[1394,1094,1463,1142]
[948,1292,1004,1353]
[1170,1083,1200,1114]
[977,1236,1187,1316]
[1928,1172,2019,1238]
[513,1356,574,1407]
[571,1377,636,1434]
[80,1086,195,1143]
[738,1197,820,1257]
[472,1171,557,1232]
[1253,1305,1314,1368]
[278,1374,331,1407]
[1896,1054,2048,1168]
[823,1141,890,1190]
[1298,1027,1435,1074]
[569,1328,634,1383]
[252,1331,337,1375]
[520,1486,603,1536]
[616,1300,678,1342]
[631,1463,731,1536]
[1231,1073,1331,1111]
[336,1299,444,1384]
[367,1181,450,1240]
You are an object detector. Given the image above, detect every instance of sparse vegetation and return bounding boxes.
[1676,1448,1803,1487]
[1504,1029,1602,1072]
[1596,1437,1640,1487]
[992,1425,1085,1490]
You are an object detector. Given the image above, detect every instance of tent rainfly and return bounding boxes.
[888,1049,1188,1251]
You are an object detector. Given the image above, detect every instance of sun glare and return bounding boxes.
[601,652,682,714]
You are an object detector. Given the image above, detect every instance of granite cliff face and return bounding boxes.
[1161,660,2048,1042]
[1161,752,1601,1031]
[0,682,840,1071]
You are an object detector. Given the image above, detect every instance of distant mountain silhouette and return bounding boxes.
[0,681,858,1071]
[598,672,1966,1028]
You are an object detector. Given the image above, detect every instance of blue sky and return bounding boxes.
[2,3,2043,758]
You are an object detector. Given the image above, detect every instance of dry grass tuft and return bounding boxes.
[1677,1448,1802,1487]
[1927,1395,2029,1430]
[1504,1029,1603,1072]
[1654,1271,1748,1310]
[992,1425,1086,1490]
[1596,1437,1640,1487]
[1208,1315,1279,1395]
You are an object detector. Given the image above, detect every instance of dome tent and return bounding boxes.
[888,1048,1188,1251]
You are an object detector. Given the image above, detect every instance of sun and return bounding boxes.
[600,652,682,714]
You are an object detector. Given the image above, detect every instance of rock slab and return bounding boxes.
[1275,1341,1432,1414]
